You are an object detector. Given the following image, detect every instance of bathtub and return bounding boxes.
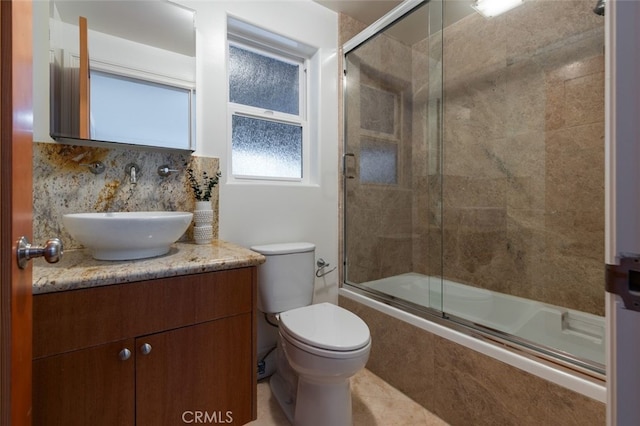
[363,272,605,366]
[340,272,607,402]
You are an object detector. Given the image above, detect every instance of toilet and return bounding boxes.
[251,242,371,426]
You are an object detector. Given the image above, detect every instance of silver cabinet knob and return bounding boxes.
[16,236,63,269]
[140,343,152,355]
[119,348,132,361]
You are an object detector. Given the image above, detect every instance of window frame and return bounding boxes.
[226,32,311,184]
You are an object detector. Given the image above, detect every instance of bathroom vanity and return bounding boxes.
[31,241,264,426]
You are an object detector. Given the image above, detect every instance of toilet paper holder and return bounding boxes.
[316,258,336,278]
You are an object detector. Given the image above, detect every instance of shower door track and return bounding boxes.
[343,282,606,382]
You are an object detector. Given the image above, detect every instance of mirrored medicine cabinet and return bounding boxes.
[49,0,196,151]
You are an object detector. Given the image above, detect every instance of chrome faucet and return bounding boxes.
[125,163,141,184]
[79,161,106,175]
[157,165,180,177]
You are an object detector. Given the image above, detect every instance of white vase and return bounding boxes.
[193,200,213,244]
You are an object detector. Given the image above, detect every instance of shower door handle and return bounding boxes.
[343,152,356,179]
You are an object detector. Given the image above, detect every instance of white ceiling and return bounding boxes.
[314,0,476,37]
[314,0,404,25]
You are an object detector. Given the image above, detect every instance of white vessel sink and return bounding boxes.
[63,211,193,260]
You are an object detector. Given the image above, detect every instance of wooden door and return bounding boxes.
[32,339,136,426]
[0,0,33,424]
[135,315,254,426]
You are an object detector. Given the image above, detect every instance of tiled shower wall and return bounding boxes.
[342,0,605,316]
[440,0,605,316]
[32,141,219,249]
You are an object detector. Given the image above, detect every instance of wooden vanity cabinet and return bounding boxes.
[33,338,136,425]
[32,268,257,426]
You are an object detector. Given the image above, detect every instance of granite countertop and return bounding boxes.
[32,240,265,294]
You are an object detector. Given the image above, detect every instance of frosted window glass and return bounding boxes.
[232,115,302,179]
[90,71,191,148]
[360,85,396,135]
[229,45,300,115]
[360,138,397,184]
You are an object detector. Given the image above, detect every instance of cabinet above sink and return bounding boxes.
[47,0,196,151]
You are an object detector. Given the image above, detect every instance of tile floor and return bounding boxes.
[247,368,449,425]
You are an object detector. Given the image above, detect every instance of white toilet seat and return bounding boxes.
[279,302,371,358]
[280,325,371,360]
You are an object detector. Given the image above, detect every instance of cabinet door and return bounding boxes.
[33,339,135,426]
[136,314,253,426]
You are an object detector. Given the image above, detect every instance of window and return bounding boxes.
[360,137,398,184]
[358,83,401,185]
[227,19,312,182]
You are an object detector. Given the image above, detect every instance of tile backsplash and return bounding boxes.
[33,142,220,249]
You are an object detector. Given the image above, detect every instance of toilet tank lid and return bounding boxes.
[250,242,315,255]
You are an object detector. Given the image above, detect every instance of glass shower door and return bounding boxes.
[438,0,606,372]
[343,0,606,374]
[343,0,444,314]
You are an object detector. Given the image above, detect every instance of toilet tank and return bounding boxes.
[251,242,315,314]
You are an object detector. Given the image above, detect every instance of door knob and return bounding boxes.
[16,236,63,269]
[140,343,152,355]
